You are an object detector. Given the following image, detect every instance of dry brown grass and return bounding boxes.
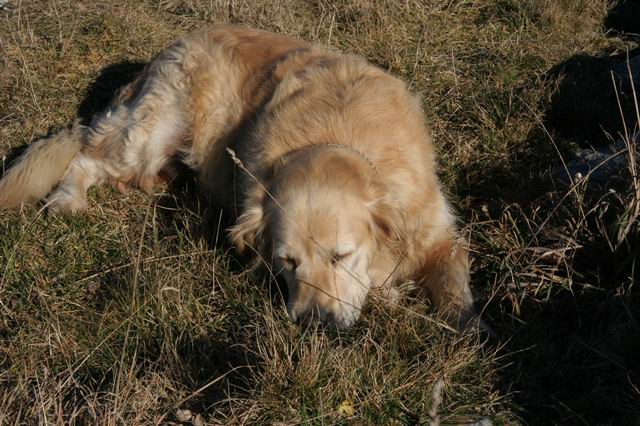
[1,0,639,424]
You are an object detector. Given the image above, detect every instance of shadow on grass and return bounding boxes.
[545,48,640,149]
[455,1,640,209]
[76,61,147,123]
[0,61,147,180]
[604,0,640,39]
[445,4,640,421]
[495,245,640,424]
[484,7,640,421]
[454,51,640,212]
[543,0,640,149]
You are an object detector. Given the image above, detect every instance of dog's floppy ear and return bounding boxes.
[229,157,289,255]
[271,155,289,178]
[228,204,266,255]
[368,197,404,246]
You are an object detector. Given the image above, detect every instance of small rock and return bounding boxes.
[176,409,192,422]
[550,137,631,188]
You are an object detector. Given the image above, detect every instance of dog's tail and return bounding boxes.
[0,123,85,209]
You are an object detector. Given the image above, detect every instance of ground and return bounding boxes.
[1,0,639,424]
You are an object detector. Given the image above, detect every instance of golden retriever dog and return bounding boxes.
[0,26,483,330]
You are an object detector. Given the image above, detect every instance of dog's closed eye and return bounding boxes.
[279,255,299,271]
[330,251,353,266]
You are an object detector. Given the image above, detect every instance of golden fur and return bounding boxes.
[0,26,483,330]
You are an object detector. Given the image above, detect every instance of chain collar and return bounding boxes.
[307,143,377,172]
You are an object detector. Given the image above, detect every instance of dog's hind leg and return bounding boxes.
[47,48,190,213]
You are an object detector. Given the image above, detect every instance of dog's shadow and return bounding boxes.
[76,61,147,123]
[0,62,145,177]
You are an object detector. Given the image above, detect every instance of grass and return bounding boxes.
[1,0,639,424]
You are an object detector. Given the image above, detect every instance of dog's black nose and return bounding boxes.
[294,308,335,328]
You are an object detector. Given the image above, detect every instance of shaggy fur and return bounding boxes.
[0,25,482,330]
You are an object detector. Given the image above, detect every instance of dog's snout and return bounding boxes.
[322,311,335,324]
[288,304,355,329]
[285,274,366,329]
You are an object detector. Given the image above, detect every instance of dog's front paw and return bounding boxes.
[46,188,88,214]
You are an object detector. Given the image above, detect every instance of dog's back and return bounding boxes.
[0,26,431,216]
[0,26,304,208]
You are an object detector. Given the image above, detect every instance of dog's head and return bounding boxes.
[229,148,400,328]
